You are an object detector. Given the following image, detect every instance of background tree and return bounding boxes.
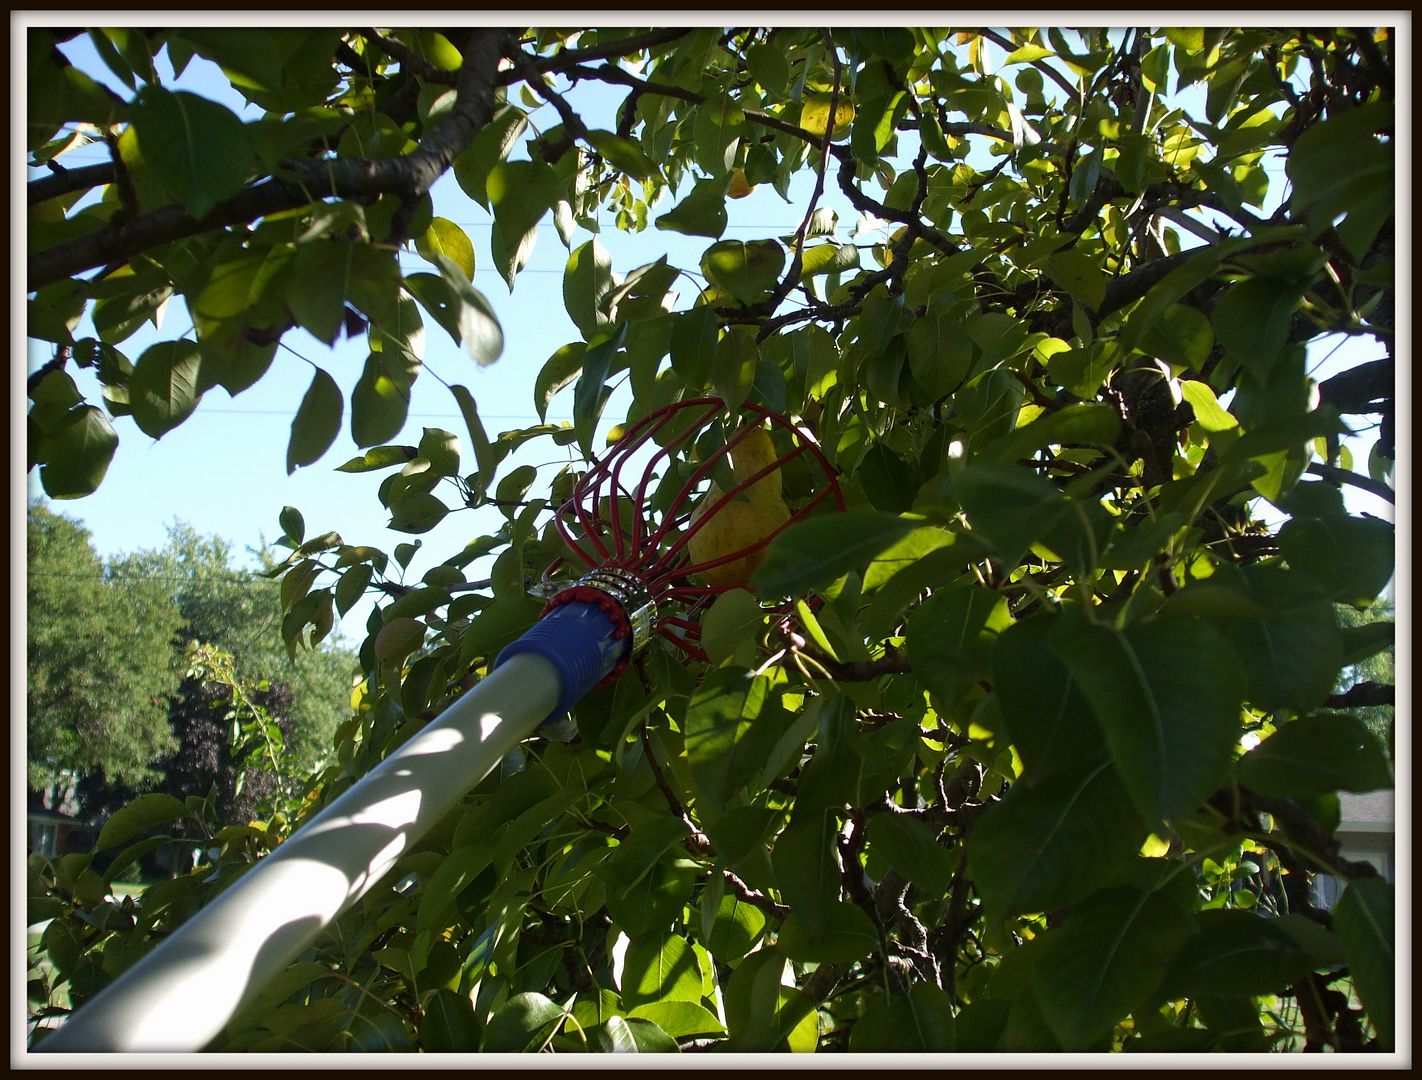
[43,518,360,823]
[27,26,1397,1055]
[109,523,355,771]
[26,503,183,795]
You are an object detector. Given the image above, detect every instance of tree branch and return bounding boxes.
[29,162,116,205]
[1304,462,1395,505]
[1325,681,1394,709]
[28,29,506,290]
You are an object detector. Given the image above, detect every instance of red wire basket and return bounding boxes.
[540,397,844,665]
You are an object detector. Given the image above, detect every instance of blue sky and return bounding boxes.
[26,26,1394,640]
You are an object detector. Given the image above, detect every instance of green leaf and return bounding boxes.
[129,340,205,438]
[279,505,305,542]
[705,891,768,964]
[620,932,704,1009]
[564,238,616,342]
[969,757,1143,922]
[1031,885,1195,1050]
[388,491,449,534]
[449,384,497,495]
[334,563,372,616]
[573,322,627,458]
[1340,620,1394,667]
[1044,249,1108,311]
[777,899,878,964]
[954,460,1088,570]
[1164,565,1343,713]
[693,93,745,177]
[770,811,840,936]
[416,217,475,280]
[669,305,719,389]
[861,525,958,593]
[586,129,660,180]
[487,159,560,288]
[848,984,956,1052]
[176,28,341,111]
[416,427,460,477]
[798,241,860,280]
[1118,236,1284,353]
[629,1000,724,1038]
[685,668,787,813]
[1279,514,1395,606]
[453,104,527,209]
[335,445,416,473]
[1332,878,1395,1050]
[532,342,584,422]
[286,368,343,474]
[1235,714,1392,799]
[129,86,254,218]
[1138,303,1214,372]
[654,178,729,239]
[712,325,758,411]
[600,820,697,941]
[1287,100,1392,213]
[752,508,916,596]
[700,239,784,307]
[420,988,480,1051]
[1181,379,1238,433]
[480,992,565,1052]
[1212,277,1307,379]
[700,588,767,665]
[37,406,118,499]
[432,255,503,366]
[351,353,412,447]
[907,582,1010,712]
[373,617,424,667]
[287,242,352,345]
[1162,910,1316,999]
[864,812,956,899]
[723,947,787,1048]
[989,402,1121,464]
[906,310,974,401]
[94,793,190,850]
[91,275,173,346]
[851,91,907,163]
[598,1015,680,1053]
[745,42,791,92]
[1050,614,1245,824]
[993,614,1110,777]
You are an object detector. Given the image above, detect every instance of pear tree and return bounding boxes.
[26,25,1397,1054]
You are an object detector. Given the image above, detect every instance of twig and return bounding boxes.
[764,30,841,312]
[1304,462,1395,504]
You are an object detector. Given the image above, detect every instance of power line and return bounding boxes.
[28,570,281,587]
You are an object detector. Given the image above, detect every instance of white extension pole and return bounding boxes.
[37,653,562,1054]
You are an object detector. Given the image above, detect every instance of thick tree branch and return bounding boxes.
[28,30,506,290]
[1325,681,1394,709]
[1304,462,1395,504]
[358,28,458,85]
[1317,357,1393,414]
[29,162,116,205]
[1238,788,1386,882]
[510,27,692,78]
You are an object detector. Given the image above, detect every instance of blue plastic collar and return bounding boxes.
[494,600,630,724]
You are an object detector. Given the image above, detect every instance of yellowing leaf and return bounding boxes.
[800,94,855,141]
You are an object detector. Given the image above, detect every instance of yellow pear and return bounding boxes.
[686,426,791,590]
